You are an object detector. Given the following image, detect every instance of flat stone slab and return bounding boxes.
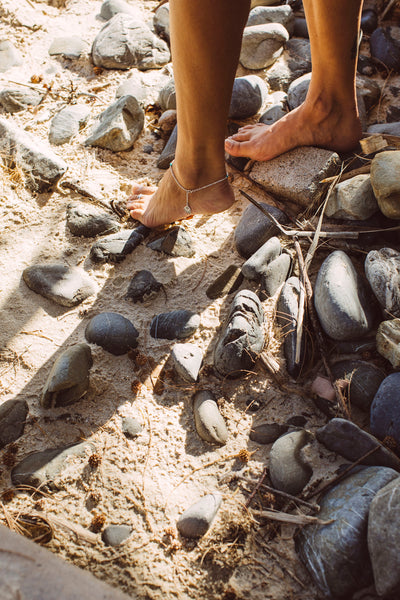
[250,146,341,208]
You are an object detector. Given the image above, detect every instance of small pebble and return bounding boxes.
[177,493,222,538]
[125,270,162,303]
[23,263,97,307]
[85,312,139,355]
[0,399,28,450]
[171,343,203,383]
[260,252,291,298]
[269,430,313,495]
[277,277,305,378]
[249,422,288,444]
[150,310,200,340]
[147,226,195,258]
[66,202,120,237]
[376,318,400,367]
[241,236,281,281]
[234,203,287,259]
[90,226,150,263]
[370,373,400,447]
[121,417,142,439]
[193,390,228,445]
[102,524,132,546]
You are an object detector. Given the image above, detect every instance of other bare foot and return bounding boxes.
[127,164,234,228]
[224,99,362,162]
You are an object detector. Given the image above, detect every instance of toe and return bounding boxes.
[130,183,155,197]
[225,138,251,157]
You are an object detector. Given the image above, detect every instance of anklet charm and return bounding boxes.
[169,161,228,216]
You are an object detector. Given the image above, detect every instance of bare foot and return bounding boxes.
[224,99,362,162]
[127,165,234,228]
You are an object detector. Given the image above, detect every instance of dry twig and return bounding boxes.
[251,508,332,526]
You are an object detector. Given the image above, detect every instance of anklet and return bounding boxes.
[169,161,228,215]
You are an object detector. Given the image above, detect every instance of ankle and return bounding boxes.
[304,87,358,123]
[172,154,227,189]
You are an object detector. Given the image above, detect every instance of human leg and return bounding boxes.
[127,0,250,227]
[225,0,363,161]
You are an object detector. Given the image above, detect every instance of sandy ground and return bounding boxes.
[0,1,399,599]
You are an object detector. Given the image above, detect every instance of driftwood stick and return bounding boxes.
[245,467,267,509]
[251,509,332,526]
[240,477,319,512]
[320,164,371,183]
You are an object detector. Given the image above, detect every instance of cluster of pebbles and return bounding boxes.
[1,0,400,599]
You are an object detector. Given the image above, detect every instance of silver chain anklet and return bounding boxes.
[169,161,228,215]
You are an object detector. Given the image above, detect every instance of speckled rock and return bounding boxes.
[296,466,399,599]
[0,399,28,450]
[206,265,243,299]
[193,390,228,445]
[66,202,120,237]
[326,174,378,221]
[102,524,132,546]
[121,417,142,439]
[48,36,88,59]
[100,0,142,21]
[23,263,97,307]
[41,343,93,409]
[125,270,162,303]
[90,226,149,263]
[276,277,305,378]
[171,343,203,383]
[158,109,177,135]
[376,318,400,368]
[234,203,287,258]
[229,75,269,119]
[0,40,22,72]
[370,151,400,219]
[269,430,312,495]
[49,105,91,145]
[153,3,170,42]
[85,312,139,355]
[371,373,400,446]
[0,87,44,113]
[365,248,400,317]
[249,422,288,444]
[158,79,176,111]
[157,124,177,169]
[150,310,200,340]
[240,23,289,70]
[147,226,194,258]
[241,236,281,281]
[314,251,376,341]
[177,493,222,538]
[260,253,291,298]
[330,359,386,411]
[247,5,294,35]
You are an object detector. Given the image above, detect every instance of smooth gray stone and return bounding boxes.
[85,312,139,355]
[150,310,200,340]
[296,466,399,599]
[229,75,268,119]
[0,40,22,72]
[247,5,294,35]
[0,117,67,192]
[370,26,400,72]
[293,17,308,38]
[259,102,287,125]
[193,391,228,445]
[48,36,87,58]
[249,422,288,444]
[0,87,44,113]
[49,105,90,145]
[100,0,141,21]
[125,270,162,303]
[66,202,120,237]
[177,493,222,538]
[153,3,170,42]
[266,39,311,92]
[23,263,97,307]
[85,95,144,152]
[147,226,195,258]
[157,124,177,169]
[368,121,400,136]
[158,79,176,111]
[0,399,28,450]
[241,236,281,281]
[269,430,312,495]
[368,478,400,597]
[287,72,311,110]
[371,373,400,447]
[41,343,93,409]
[317,418,400,471]
[330,360,386,411]
[365,248,400,317]
[171,343,203,383]
[206,265,243,299]
[240,23,289,70]
[115,74,146,105]
[234,202,287,258]
[214,290,264,377]
[376,318,400,368]
[314,250,376,341]
[277,277,305,379]
[326,174,378,221]
[92,14,170,70]
[361,9,378,34]
[102,524,132,546]
[11,441,94,489]
[287,415,307,428]
[121,417,142,439]
[370,151,400,220]
[90,225,149,263]
[260,253,291,298]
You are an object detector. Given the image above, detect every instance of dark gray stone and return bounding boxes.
[287,415,307,428]
[147,226,195,258]
[193,390,228,445]
[171,343,203,383]
[293,17,308,38]
[100,0,141,21]
[260,252,291,298]
[90,225,150,263]
[234,202,287,259]
[0,118,67,192]
[41,343,93,409]
[23,263,97,307]
[48,36,87,59]
[0,87,44,113]
[330,360,386,411]
[157,124,177,169]
[121,417,142,439]
[229,75,268,119]
[249,422,288,444]
[241,236,281,281]
[269,430,312,495]
[92,14,170,70]
[85,312,139,355]
[296,466,399,599]
[214,290,264,378]
[287,72,311,110]
[11,441,94,489]
[153,3,170,42]
[150,310,200,340]
[314,251,376,341]
[102,524,132,546]
[158,79,176,111]
[247,5,294,35]
[316,418,400,471]
[266,39,311,92]
[368,477,400,597]
[371,373,400,447]
[206,265,243,300]
[49,105,91,145]
[368,121,400,136]
[361,10,377,35]
[258,102,287,125]
[365,248,400,318]
[0,399,28,450]
[177,493,222,538]
[0,40,22,72]
[370,26,400,73]
[277,277,305,379]
[240,23,289,70]
[66,202,120,237]
[125,270,162,303]
[85,95,144,152]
